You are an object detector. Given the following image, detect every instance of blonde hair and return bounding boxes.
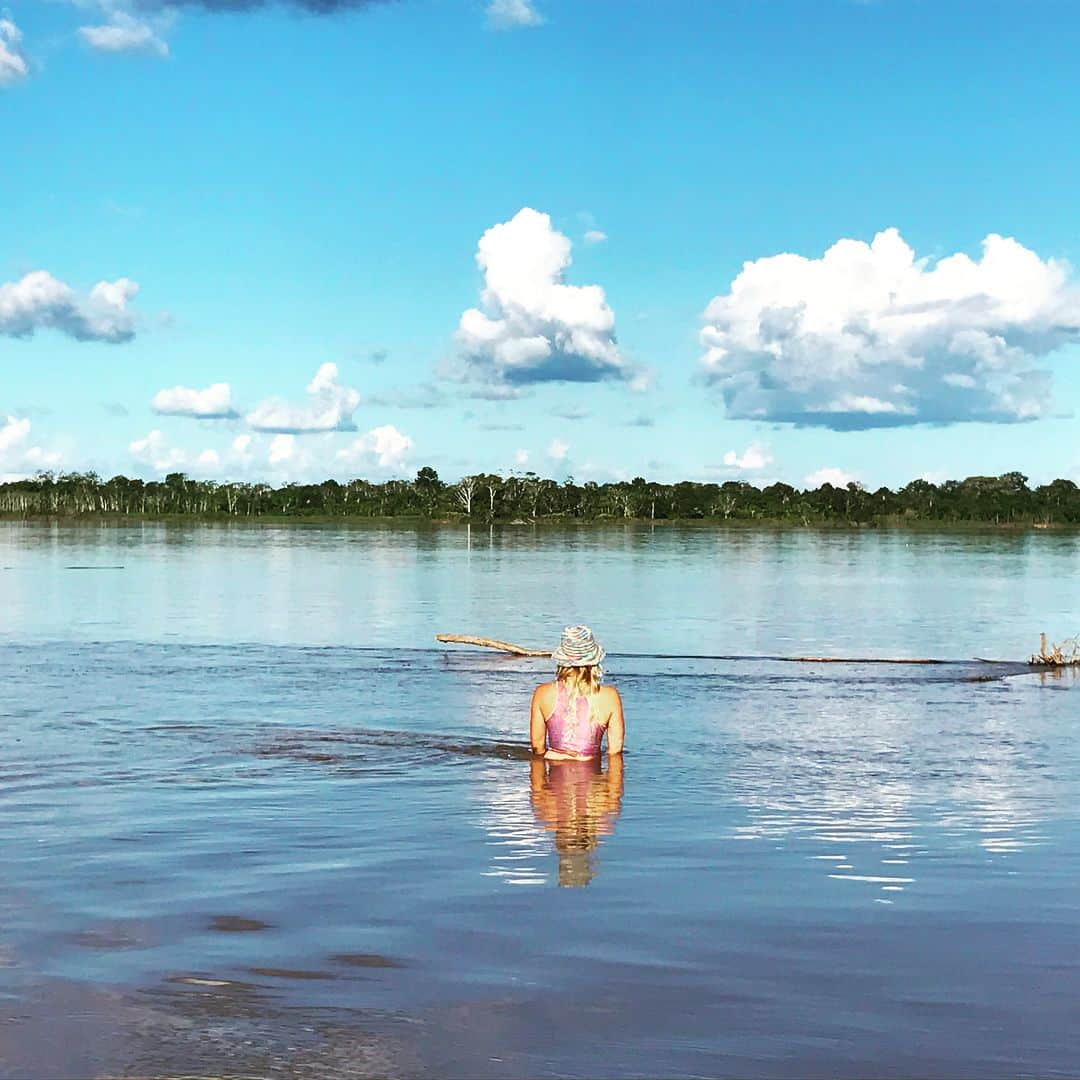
[556,664,602,720]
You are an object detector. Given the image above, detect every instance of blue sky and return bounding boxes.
[3,0,1080,488]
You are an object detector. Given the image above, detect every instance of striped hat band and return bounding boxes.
[551,624,605,667]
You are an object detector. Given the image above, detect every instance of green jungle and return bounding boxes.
[1,468,1079,527]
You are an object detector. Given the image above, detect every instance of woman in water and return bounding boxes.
[530,625,624,760]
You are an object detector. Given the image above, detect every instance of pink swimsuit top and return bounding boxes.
[546,683,605,757]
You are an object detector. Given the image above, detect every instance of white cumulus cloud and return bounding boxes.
[0,271,139,342]
[247,363,360,433]
[129,431,229,477]
[78,7,172,57]
[456,207,631,389]
[486,0,543,29]
[700,228,1080,429]
[584,229,608,246]
[0,417,30,456]
[268,434,295,465]
[124,425,413,482]
[514,448,529,466]
[0,416,62,481]
[152,382,237,419]
[0,18,28,86]
[129,430,187,473]
[336,424,413,471]
[805,467,858,489]
[260,427,413,480]
[722,443,772,471]
[547,437,569,461]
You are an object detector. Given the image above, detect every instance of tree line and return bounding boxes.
[0,468,1078,526]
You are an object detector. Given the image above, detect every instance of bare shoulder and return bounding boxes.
[599,685,623,706]
[532,681,557,708]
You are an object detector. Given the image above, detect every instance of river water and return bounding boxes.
[1,521,1078,1078]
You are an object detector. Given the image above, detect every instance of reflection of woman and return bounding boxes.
[529,754,624,887]
[530,626,624,761]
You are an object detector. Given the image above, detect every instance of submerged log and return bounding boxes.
[785,655,944,665]
[435,634,946,664]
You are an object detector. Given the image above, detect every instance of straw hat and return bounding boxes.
[551,625,605,667]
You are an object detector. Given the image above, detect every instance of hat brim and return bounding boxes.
[551,647,605,667]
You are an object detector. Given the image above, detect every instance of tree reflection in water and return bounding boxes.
[529,755,624,887]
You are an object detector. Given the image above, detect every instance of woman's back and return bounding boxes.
[544,682,607,758]
[531,679,623,760]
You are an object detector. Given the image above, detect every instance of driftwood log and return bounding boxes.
[1030,632,1080,667]
[435,634,552,657]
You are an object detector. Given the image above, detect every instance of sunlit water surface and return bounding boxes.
[1,522,1078,1078]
